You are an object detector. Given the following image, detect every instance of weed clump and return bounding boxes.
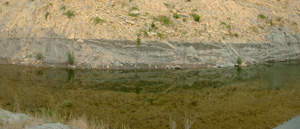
[4,2,9,6]
[60,6,66,11]
[191,13,200,22]
[45,12,50,20]
[237,57,242,65]
[36,53,43,60]
[155,15,172,26]
[173,12,180,19]
[67,51,74,65]
[63,10,75,19]
[94,17,106,24]
[258,14,266,19]
[128,13,138,17]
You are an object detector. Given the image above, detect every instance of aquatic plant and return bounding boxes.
[67,51,74,65]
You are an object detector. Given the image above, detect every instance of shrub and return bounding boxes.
[60,6,66,11]
[4,2,9,6]
[183,18,187,22]
[45,12,50,20]
[63,10,75,19]
[258,14,266,19]
[131,6,138,10]
[94,17,105,24]
[67,51,74,65]
[173,12,180,19]
[128,13,138,17]
[276,17,282,22]
[151,21,156,28]
[36,53,43,60]
[191,13,200,22]
[237,57,242,65]
[155,15,172,26]
[137,37,141,46]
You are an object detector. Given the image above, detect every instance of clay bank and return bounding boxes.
[0,0,300,69]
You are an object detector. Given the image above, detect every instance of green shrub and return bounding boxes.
[94,17,106,24]
[183,18,187,22]
[191,13,200,22]
[63,10,74,19]
[292,22,297,26]
[45,12,50,20]
[67,51,74,65]
[36,53,43,60]
[151,21,156,28]
[258,14,266,19]
[128,13,138,17]
[237,57,242,65]
[173,12,180,19]
[155,15,172,26]
[276,17,282,22]
[131,6,138,10]
[137,37,141,46]
[4,2,9,6]
[60,6,66,11]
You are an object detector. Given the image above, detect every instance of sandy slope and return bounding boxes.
[0,0,299,43]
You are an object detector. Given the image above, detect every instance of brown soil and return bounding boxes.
[0,0,299,43]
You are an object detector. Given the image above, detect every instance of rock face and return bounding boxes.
[0,109,30,127]
[27,123,70,129]
[0,0,299,69]
[0,30,299,69]
[0,109,70,129]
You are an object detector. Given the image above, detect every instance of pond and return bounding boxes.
[0,62,300,129]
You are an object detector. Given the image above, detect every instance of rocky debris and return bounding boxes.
[0,109,71,129]
[27,123,70,129]
[146,31,158,38]
[0,109,30,127]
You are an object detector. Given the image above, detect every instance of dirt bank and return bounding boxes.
[0,0,300,69]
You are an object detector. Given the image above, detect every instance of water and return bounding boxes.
[0,62,300,129]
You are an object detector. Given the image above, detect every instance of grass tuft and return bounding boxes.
[258,14,266,19]
[173,12,180,19]
[154,15,172,26]
[191,13,200,22]
[45,12,50,20]
[237,57,242,65]
[36,53,43,60]
[63,10,75,19]
[94,17,106,24]
[67,51,74,65]
[4,2,9,6]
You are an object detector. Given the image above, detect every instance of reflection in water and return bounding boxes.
[0,62,300,129]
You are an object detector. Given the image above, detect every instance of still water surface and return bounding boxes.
[0,62,300,129]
